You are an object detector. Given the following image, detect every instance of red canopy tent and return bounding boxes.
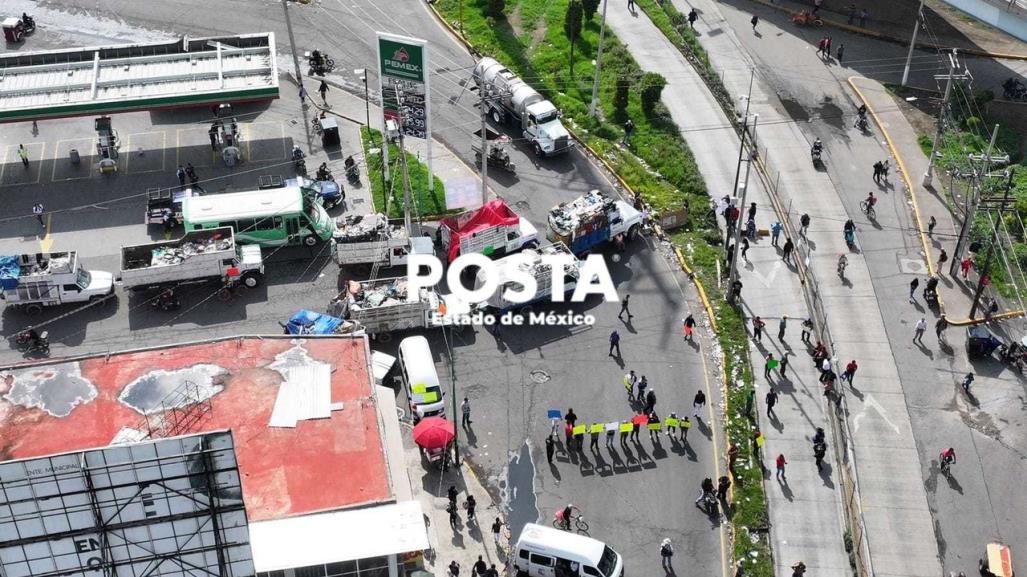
[439,199,520,263]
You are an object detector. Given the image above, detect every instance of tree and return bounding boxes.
[582,0,600,20]
[614,78,630,114]
[486,0,506,18]
[640,72,667,115]
[564,0,584,76]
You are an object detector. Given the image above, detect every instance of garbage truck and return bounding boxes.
[474,242,582,311]
[120,227,264,292]
[329,277,471,339]
[0,252,115,315]
[331,213,434,268]
[547,190,643,255]
[472,57,571,158]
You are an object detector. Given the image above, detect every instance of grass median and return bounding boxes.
[360,127,451,219]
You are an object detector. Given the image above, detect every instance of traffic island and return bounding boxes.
[360,127,451,219]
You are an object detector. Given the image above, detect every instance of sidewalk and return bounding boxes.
[606,5,849,577]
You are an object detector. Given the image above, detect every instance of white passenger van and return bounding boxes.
[398,336,446,422]
[513,524,623,577]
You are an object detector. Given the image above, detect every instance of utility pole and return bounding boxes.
[950,124,1007,276]
[923,50,970,187]
[479,87,490,206]
[969,169,1014,319]
[726,70,755,251]
[728,115,758,300]
[280,0,304,87]
[901,0,925,87]
[588,0,609,117]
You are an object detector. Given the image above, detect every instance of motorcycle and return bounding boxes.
[21,14,36,34]
[1002,78,1027,101]
[306,51,335,76]
[811,145,823,165]
[998,341,1027,373]
[316,164,334,182]
[855,114,869,132]
[345,156,360,185]
[151,290,181,312]
[15,329,49,355]
[292,146,307,175]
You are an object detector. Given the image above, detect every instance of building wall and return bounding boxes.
[257,555,394,577]
[940,0,1027,43]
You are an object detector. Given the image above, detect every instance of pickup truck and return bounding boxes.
[439,199,538,263]
[332,213,434,268]
[120,227,263,292]
[330,276,470,339]
[0,252,114,315]
[474,242,582,311]
[547,190,643,255]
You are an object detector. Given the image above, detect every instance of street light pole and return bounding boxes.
[924,50,964,188]
[901,0,925,86]
[728,115,758,300]
[280,0,304,88]
[588,0,609,117]
[354,69,371,133]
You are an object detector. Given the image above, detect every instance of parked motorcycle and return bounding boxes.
[345,155,360,185]
[151,290,181,312]
[15,329,49,355]
[292,146,307,175]
[1002,78,1027,101]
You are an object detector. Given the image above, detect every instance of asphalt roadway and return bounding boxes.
[0,1,728,575]
[706,0,1027,573]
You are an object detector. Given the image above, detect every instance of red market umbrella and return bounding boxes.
[413,417,456,450]
[631,414,649,426]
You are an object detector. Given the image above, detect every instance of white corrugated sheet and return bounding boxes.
[268,363,331,428]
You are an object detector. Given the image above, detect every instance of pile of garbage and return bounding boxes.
[345,277,411,310]
[146,237,232,268]
[333,213,401,243]
[549,189,615,236]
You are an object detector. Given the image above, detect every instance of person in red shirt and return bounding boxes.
[842,360,858,384]
[776,454,788,480]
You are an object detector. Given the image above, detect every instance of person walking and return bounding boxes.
[776,453,788,480]
[825,36,833,57]
[842,359,858,384]
[752,316,765,342]
[630,412,641,442]
[914,317,927,344]
[909,277,920,303]
[208,125,219,150]
[741,237,750,262]
[660,538,674,570]
[484,565,499,577]
[816,36,827,58]
[683,314,696,340]
[800,213,811,237]
[680,416,691,442]
[688,8,698,28]
[565,408,578,428]
[589,424,600,450]
[176,165,186,187]
[298,84,309,104]
[449,561,461,577]
[873,160,883,183]
[780,353,790,376]
[961,372,974,394]
[937,248,948,272]
[473,556,487,577]
[647,411,661,442]
[32,203,45,228]
[801,317,813,342]
[448,485,458,508]
[465,495,477,523]
[318,80,329,104]
[814,441,827,471]
[782,238,794,262]
[751,14,759,31]
[644,388,657,414]
[717,475,731,501]
[935,314,949,342]
[627,0,635,11]
[185,163,198,185]
[744,388,756,418]
[618,294,632,320]
[960,256,972,279]
[545,435,555,464]
[766,387,779,417]
[836,43,845,63]
[461,397,472,427]
[693,389,706,420]
[764,353,775,379]
[18,144,29,167]
[623,118,635,146]
[778,316,788,340]
[609,330,621,357]
[928,215,937,238]
[771,221,783,246]
[624,370,638,400]
[637,375,648,402]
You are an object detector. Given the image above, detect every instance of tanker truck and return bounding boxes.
[472,57,571,158]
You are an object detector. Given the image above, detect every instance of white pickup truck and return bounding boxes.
[120,227,264,292]
[331,213,434,268]
[0,252,114,315]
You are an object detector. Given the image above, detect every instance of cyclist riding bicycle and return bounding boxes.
[560,504,574,530]
[865,191,876,208]
[940,447,956,472]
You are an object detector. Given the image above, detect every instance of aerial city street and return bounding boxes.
[0,1,1025,577]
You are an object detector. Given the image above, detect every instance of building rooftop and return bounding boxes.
[0,336,392,522]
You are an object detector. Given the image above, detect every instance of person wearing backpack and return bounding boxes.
[660,538,674,570]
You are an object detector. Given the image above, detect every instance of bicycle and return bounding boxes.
[859,200,876,220]
[553,507,589,533]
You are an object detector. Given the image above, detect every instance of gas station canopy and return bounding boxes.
[0,32,279,123]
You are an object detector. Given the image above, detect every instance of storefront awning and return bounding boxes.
[250,501,430,573]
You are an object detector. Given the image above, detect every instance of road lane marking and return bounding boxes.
[40,213,53,252]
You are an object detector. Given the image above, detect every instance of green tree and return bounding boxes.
[486,0,506,18]
[640,71,667,115]
[614,78,630,114]
[564,0,584,76]
[582,0,600,20]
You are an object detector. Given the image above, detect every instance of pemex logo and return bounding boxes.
[393,48,410,63]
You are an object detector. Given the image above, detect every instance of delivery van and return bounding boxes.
[513,524,623,577]
[398,336,446,422]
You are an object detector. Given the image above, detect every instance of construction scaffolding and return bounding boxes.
[137,380,215,440]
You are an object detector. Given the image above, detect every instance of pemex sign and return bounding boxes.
[376,32,429,141]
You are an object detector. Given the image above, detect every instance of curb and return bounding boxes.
[747,0,1027,61]
[847,76,1025,327]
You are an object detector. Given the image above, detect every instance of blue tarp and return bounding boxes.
[0,255,20,290]
[283,309,345,335]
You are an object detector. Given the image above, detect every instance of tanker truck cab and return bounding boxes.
[525,101,570,157]
[513,524,623,577]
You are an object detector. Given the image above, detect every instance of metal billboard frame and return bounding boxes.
[0,430,253,577]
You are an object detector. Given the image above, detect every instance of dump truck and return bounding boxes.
[331,213,434,268]
[547,190,643,255]
[120,227,264,292]
[474,242,582,311]
[472,57,571,158]
[330,276,471,339]
[0,252,114,315]
[438,199,538,264]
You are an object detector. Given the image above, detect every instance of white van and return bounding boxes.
[513,524,623,577]
[398,336,446,422]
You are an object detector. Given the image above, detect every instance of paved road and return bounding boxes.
[703,0,1027,573]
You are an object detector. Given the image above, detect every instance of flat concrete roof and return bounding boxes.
[0,336,392,522]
